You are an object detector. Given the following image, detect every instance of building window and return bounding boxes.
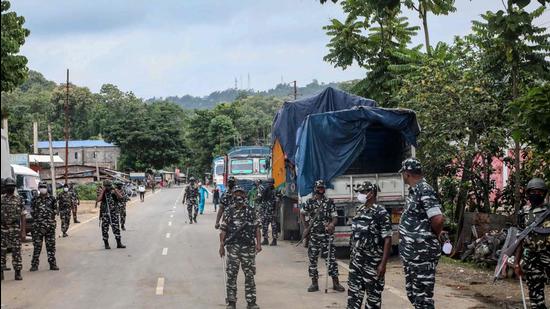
[75,152,78,160]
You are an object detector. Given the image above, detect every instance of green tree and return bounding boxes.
[1,0,30,93]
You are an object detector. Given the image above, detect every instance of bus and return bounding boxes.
[225,146,270,192]
[212,156,225,192]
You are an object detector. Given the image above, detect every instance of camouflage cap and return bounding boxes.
[4,177,16,187]
[526,178,548,193]
[399,158,422,173]
[103,179,112,187]
[233,186,246,194]
[314,180,326,188]
[189,177,196,182]
[354,181,379,193]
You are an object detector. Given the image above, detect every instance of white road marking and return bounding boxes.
[166,233,171,239]
[156,277,165,295]
[168,221,172,226]
[173,206,176,209]
[162,247,168,256]
[170,214,174,218]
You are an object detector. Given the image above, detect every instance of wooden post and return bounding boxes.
[48,124,57,197]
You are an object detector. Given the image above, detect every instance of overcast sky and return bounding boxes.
[9,0,550,98]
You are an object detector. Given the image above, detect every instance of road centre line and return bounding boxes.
[156,277,165,295]
[168,221,172,226]
[162,248,168,256]
[166,233,171,239]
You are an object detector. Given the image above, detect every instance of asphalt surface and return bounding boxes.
[1,187,490,309]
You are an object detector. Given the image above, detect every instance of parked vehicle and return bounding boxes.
[223,146,270,192]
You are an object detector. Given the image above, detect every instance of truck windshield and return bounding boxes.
[214,164,224,175]
[230,159,253,174]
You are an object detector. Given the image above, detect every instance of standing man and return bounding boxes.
[300,180,345,292]
[259,178,278,246]
[213,184,220,212]
[97,180,126,249]
[1,177,24,280]
[183,177,199,223]
[248,180,261,209]
[57,184,73,237]
[219,186,261,309]
[115,181,130,231]
[347,181,392,309]
[30,182,59,271]
[198,182,210,215]
[138,182,146,202]
[69,183,80,223]
[514,178,549,309]
[398,158,445,309]
[215,176,236,229]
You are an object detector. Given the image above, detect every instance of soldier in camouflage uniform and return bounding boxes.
[1,178,24,281]
[398,158,445,309]
[259,178,278,246]
[57,184,73,237]
[97,180,126,249]
[69,183,80,223]
[219,186,262,309]
[514,178,550,309]
[347,181,392,309]
[183,177,199,224]
[115,181,130,230]
[215,176,237,229]
[300,180,345,292]
[30,182,60,271]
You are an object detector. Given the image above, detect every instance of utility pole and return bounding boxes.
[293,80,297,100]
[48,124,57,197]
[95,146,100,181]
[32,121,38,154]
[64,69,69,184]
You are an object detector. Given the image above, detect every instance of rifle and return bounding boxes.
[224,222,251,244]
[100,190,115,228]
[295,202,324,247]
[493,207,550,283]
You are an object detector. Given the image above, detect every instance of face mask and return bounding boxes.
[63,188,69,192]
[39,188,47,195]
[235,196,245,205]
[528,194,545,206]
[315,188,325,195]
[357,193,367,203]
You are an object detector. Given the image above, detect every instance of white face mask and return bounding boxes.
[357,193,368,204]
[63,188,69,192]
[39,188,48,194]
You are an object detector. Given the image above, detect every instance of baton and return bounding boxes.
[325,235,332,293]
[519,276,527,309]
[222,255,228,302]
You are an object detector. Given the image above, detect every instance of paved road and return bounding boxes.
[1,187,490,309]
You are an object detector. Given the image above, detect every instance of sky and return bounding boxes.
[9,0,550,99]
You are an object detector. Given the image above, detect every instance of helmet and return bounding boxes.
[103,179,112,187]
[4,177,16,187]
[399,158,422,173]
[38,181,48,188]
[354,181,379,193]
[233,185,246,194]
[314,180,325,188]
[526,178,548,193]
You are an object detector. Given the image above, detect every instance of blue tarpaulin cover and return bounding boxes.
[271,87,376,164]
[295,106,420,196]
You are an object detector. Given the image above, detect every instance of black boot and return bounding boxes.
[3,266,11,271]
[116,238,126,249]
[62,232,68,237]
[247,302,260,309]
[193,215,197,223]
[226,301,236,309]
[332,277,345,292]
[14,270,22,280]
[1,270,3,280]
[121,224,126,231]
[104,239,111,249]
[50,264,60,271]
[270,239,277,246]
[261,238,269,245]
[29,265,38,272]
[307,278,319,292]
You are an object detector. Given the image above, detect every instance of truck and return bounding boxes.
[223,146,271,192]
[272,87,420,249]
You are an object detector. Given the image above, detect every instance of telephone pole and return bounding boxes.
[293,81,297,100]
[64,69,69,184]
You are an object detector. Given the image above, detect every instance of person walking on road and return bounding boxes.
[57,184,73,237]
[183,177,199,223]
[30,182,60,272]
[198,182,210,215]
[513,178,549,309]
[347,181,392,309]
[1,177,25,281]
[138,182,146,202]
[213,184,220,212]
[97,180,126,249]
[115,181,130,231]
[300,180,345,293]
[259,178,278,246]
[68,183,80,223]
[219,186,262,309]
[398,158,445,309]
[215,176,236,229]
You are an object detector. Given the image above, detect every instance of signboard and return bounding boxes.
[129,172,146,180]
[9,153,29,167]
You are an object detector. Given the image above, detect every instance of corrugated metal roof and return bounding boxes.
[37,140,116,149]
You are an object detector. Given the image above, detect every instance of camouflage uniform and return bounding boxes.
[31,194,58,268]
[118,190,130,229]
[183,185,199,222]
[57,191,73,234]
[518,203,550,309]
[219,188,235,222]
[347,203,392,309]
[69,187,80,223]
[399,179,442,309]
[1,194,24,273]
[302,196,339,279]
[258,184,278,241]
[100,190,122,241]
[221,198,259,306]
